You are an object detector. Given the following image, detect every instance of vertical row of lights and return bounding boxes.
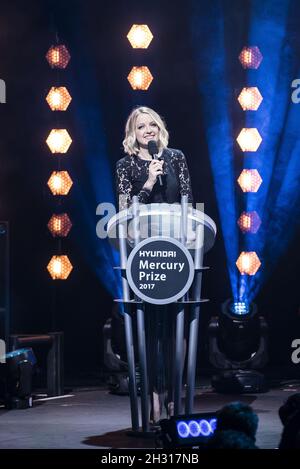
[126,25,154,90]
[235,46,263,279]
[45,43,73,280]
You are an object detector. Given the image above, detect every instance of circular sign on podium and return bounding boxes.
[126,237,194,305]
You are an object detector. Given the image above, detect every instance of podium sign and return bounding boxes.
[126,237,194,305]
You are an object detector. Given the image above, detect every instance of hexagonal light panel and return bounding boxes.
[236,128,262,152]
[238,87,263,111]
[239,46,263,69]
[48,213,72,237]
[127,66,153,90]
[127,24,153,49]
[237,211,261,233]
[46,87,72,111]
[236,251,261,275]
[46,44,71,69]
[47,255,73,280]
[47,171,73,195]
[46,129,72,153]
[237,169,262,193]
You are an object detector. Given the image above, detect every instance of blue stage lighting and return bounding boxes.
[222,298,256,321]
[176,418,217,439]
[5,348,37,365]
[190,0,299,307]
[159,412,217,448]
[1,348,37,409]
[230,302,250,316]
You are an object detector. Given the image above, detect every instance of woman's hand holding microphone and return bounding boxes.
[143,159,164,191]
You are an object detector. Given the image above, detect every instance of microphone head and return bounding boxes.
[147,140,159,156]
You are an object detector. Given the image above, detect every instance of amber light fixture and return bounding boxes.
[48,213,72,237]
[239,46,263,69]
[236,251,261,275]
[236,128,262,152]
[237,211,261,233]
[127,66,153,90]
[46,44,71,69]
[47,255,73,280]
[127,24,153,49]
[46,87,72,111]
[46,129,72,154]
[238,87,263,111]
[47,171,73,196]
[237,169,262,193]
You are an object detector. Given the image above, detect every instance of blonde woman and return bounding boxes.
[116,106,193,211]
[115,106,193,423]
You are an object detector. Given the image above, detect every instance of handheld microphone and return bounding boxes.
[147,140,163,186]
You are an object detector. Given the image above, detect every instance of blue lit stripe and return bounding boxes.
[177,418,216,439]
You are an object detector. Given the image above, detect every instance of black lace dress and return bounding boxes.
[115,148,193,419]
[116,148,193,210]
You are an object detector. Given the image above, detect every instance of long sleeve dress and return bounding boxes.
[115,147,193,210]
[115,147,193,419]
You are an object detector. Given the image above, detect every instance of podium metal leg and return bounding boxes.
[118,220,139,431]
[136,305,150,432]
[185,272,202,414]
[186,223,204,413]
[124,310,139,431]
[174,307,185,416]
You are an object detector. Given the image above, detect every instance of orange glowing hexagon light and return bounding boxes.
[239,46,263,69]
[127,66,153,90]
[237,169,262,193]
[238,87,263,111]
[48,213,72,237]
[237,128,262,152]
[47,255,73,280]
[237,211,261,233]
[46,44,71,69]
[47,171,73,195]
[236,251,261,275]
[46,87,72,111]
[46,129,72,153]
[127,24,153,49]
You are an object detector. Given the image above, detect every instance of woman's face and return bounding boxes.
[134,113,160,149]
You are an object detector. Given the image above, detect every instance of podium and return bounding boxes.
[107,196,216,434]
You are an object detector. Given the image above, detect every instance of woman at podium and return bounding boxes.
[115,106,194,423]
[116,106,193,211]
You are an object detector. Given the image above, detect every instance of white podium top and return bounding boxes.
[107,203,217,253]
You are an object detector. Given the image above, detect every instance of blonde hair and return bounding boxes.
[122,106,169,155]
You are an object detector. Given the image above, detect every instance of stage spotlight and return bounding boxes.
[46,129,72,154]
[237,211,261,233]
[46,87,72,111]
[236,251,261,276]
[158,413,217,448]
[239,46,263,69]
[237,87,263,111]
[236,128,262,152]
[127,66,153,90]
[237,169,262,193]
[127,24,153,49]
[229,301,250,316]
[47,171,73,195]
[208,300,269,393]
[0,348,36,409]
[47,255,73,280]
[46,44,71,69]
[47,213,72,237]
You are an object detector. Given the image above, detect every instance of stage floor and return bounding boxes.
[0,381,299,449]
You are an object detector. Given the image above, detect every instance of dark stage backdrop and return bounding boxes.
[0,0,299,381]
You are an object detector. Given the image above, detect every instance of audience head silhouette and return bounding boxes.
[215,401,259,440]
[206,401,259,449]
[278,393,300,449]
